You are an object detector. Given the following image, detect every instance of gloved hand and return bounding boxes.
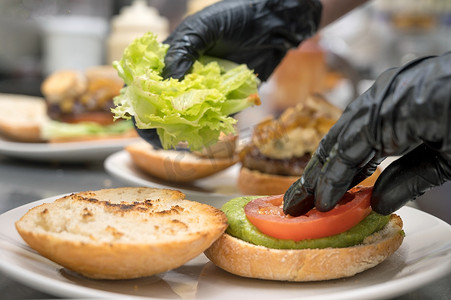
[283,52,451,216]
[162,0,322,81]
[139,0,322,148]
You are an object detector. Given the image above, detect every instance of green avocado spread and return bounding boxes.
[222,196,390,249]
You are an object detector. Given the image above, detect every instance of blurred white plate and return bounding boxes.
[0,136,140,162]
[104,150,242,206]
[0,198,450,300]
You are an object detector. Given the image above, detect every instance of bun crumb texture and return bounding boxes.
[15,187,227,280]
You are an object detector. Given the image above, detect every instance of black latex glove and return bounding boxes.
[162,0,322,81]
[139,0,321,149]
[283,52,451,216]
[132,117,163,149]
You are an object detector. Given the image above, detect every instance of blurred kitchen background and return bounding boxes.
[1,0,450,97]
[0,0,450,222]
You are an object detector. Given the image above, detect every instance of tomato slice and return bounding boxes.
[244,186,372,241]
[61,112,115,126]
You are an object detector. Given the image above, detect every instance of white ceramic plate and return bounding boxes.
[104,150,243,205]
[0,197,450,300]
[0,136,141,162]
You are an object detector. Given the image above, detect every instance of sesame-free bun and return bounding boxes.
[0,94,48,142]
[237,166,382,195]
[126,142,239,183]
[15,187,227,280]
[40,70,87,103]
[40,66,123,106]
[204,214,404,281]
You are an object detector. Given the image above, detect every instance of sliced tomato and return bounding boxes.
[244,186,372,241]
[62,112,115,126]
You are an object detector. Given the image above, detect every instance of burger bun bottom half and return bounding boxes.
[126,141,239,183]
[204,214,404,281]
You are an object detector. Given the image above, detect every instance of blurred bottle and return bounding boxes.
[107,0,169,64]
[41,16,108,76]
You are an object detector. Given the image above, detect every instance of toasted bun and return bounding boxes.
[126,142,238,182]
[15,187,227,280]
[238,166,382,195]
[41,70,87,102]
[205,214,404,281]
[0,94,48,142]
[41,66,123,105]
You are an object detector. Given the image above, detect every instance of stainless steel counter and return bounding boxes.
[0,154,450,299]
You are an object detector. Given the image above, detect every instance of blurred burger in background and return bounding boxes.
[41,65,137,142]
[238,95,342,195]
[238,94,382,195]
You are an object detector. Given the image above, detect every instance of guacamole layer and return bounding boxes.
[222,196,390,249]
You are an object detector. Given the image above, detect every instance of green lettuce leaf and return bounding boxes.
[41,120,134,140]
[112,32,260,150]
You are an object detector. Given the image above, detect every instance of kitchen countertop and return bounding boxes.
[0,154,450,300]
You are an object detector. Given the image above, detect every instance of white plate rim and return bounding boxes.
[104,150,243,200]
[0,136,141,161]
[0,196,450,300]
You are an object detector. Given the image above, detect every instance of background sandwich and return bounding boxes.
[40,65,137,142]
[238,95,342,195]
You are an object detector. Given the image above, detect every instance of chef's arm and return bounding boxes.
[319,0,369,29]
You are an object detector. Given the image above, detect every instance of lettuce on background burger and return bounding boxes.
[112,32,261,151]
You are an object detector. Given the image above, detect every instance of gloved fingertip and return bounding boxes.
[371,184,408,215]
[313,158,356,212]
[132,117,163,149]
[283,177,315,216]
[162,53,196,80]
[370,146,446,215]
[161,61,188,80]
[283,155,324,216]
[135,128,163,149]
[314,182,344,212]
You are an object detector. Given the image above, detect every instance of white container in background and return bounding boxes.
[40,16,108,75]
[107,0,169,64]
